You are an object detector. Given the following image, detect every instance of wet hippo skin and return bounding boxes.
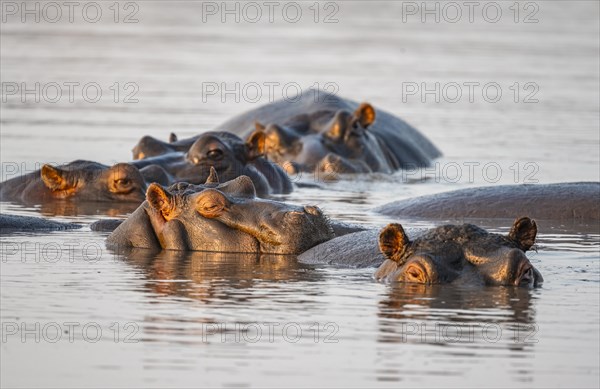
[300,217,543,287]
[375,182,600,221]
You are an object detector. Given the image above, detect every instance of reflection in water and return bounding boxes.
[38,200,140,218]
[115,248,321,303]
[374,283,539,382]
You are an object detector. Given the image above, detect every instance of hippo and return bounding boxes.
[214,89,441,174]
[299,217,543,287]
[131,132,197,160]
[131,131,292,196]
[107,169,333,254]
[0,160,157,204]
[374,182,600,222]
[0,214,82,233]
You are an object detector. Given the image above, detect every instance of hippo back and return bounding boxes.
[375,182,600,222]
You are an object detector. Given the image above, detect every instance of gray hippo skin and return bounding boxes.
[132,132,197,160]
[131,132,292,196]
[0,214,82,233]
[0,160,171,205]
[212,89,440,174]
[375,182,600,221]
[108,169,333,254]
[299,217,543,287]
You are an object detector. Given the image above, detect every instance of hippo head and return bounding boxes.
[247,103,392,174]
[132,133,184,160]
[462,217,543,287]
[144,169,333,254]
[38,161,146,202]
[374,218,543,287]
[180,131,267,182]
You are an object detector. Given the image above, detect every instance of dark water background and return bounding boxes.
[1,1,599,387]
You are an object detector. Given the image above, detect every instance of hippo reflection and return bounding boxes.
[215,89,441,174]
[117,248,320,303]
[299,217,543,287]
[131,131,292,196]
[108,169,333,254]
[0,160,170,205]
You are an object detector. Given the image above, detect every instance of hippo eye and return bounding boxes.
[207,149,224,160]
[116,178,131,187]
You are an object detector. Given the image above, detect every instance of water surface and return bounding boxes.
[1,1,599,387]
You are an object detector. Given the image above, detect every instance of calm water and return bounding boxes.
[1,1,599,387]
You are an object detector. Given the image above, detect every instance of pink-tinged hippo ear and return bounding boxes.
[169,132,177,143]
[508,217,537,251]
[41,164,74,192]
[326,112,345,140]
[204,166,220,185]
[246,127,266,160]
[354,103,376,128]
[195,189,229,219]
[146,183,173,213]
[379,223,410,264]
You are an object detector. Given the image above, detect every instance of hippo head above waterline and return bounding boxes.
[0,160,147,204]
[375,217,543,287]
[107,168,333,254]
[130,131,292,195]
[246,103,401,175]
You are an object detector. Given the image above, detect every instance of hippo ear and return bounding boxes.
[41,164,74,192]
[218,175,256,199]
[254,121,266,132]
[146,183,173,213]
[508,217,537,251]
[354,103,376,128]
[326,114,344,140]
[379,223,410,264]
[169,132,178,143]
[205,166,220,185]
[246,128,266,160]
[195,189,229,218]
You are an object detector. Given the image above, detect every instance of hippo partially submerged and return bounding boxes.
[0,160,154,204]
[215,89,441,174]
[375,182,600,222]
[131,131,292,196]
[0,214,82,233]
[107,169,333,254]
[300,217,543,287]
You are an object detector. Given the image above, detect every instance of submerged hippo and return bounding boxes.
[214,89,441,174]
[375,182,600,222]
[0,214,82,233]
[107,169,333,254]
[131,131,292,196]
[299,217,543,287]
[0,160,163,204]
